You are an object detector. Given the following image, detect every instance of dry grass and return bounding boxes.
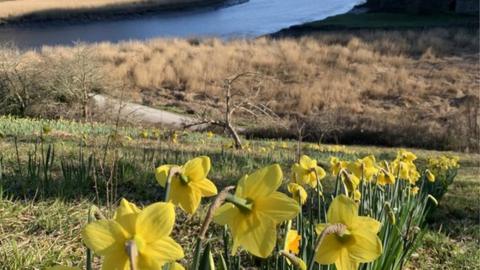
[0,0,208,22]
[4,27,480,150]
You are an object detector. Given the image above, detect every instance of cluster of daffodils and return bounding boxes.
[427,155,460,174]
[49,149,458,270]
[304,143,357,155]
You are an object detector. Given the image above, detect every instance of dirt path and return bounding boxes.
[91,94,201,129]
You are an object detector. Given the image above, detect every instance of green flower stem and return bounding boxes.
[225,193,253,212]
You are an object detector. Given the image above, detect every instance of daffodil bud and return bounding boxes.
[384,202,396,225]
[427,194,438,206]
[425,169,435,182]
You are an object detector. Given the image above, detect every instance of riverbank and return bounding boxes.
[272,11,479,37]
[0,0,239,25]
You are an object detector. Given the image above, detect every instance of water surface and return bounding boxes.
[0,0,361,48]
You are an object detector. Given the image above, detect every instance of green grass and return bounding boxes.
[0,117,478,269]
[303,12,479,29]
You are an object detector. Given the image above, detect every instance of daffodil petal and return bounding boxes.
[136,202,175,244]
[348,230,382,263]
[315,234,342,265]
[183,156,211,182]
[82,220,127,256]
[169,262,185,270]
[115,198,141,219]
[299,155,314,169]
[256,191,300,223]
[155,165,174,187]
[189,179,218,197]
[237,164,283,200]
[335,248,357,270]
[327,195,357,225]
[352,216,382,234]
[102,253,128,270]
[213,203,240,226]
[315,223,328,235]
[170,181,201,214]
[315,167,326,179]
[115,212,137,238]
[141,237,185,267]
[237,213,277,258]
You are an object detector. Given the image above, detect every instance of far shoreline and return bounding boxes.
[270,4,479,38]
[0,0,245,27]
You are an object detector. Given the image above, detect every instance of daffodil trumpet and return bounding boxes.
[308,223,348,270]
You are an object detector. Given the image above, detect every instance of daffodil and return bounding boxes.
[292,155,326,188]
[284,229,301,255]
[411,186,419,195]
[214,165,300,258]
[155,156,217,214]
[347,155,379,182]
[376,170,395,186]
[315,195,382,270]
[341,171,360,194]
[207,131,214,138]
[330,157,347,176]
[425,169,435,182]
[82,200,184,270]
[140,130,149,139]
[391,150,420,184]
[288,182,308,205]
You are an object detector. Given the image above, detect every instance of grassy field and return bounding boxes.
[0,0,223,24]
[0,116,478,269]
[288,12,479,30]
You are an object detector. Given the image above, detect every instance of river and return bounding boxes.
[0,0,361,48]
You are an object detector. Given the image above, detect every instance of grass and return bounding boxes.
[301,12,479,29]
[0,117,478,269]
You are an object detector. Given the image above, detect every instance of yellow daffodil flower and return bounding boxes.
[214,165,300,258]
[330,157,348,176]
[288,183,308,205]
[155,156,217,214]
[82,200,184,270]
[347,155,379,182]
[172,132,178,144]
[376,170,395,186]
[398,149,417,162]
[207,131,214,138]
[140,130,149,139]
[425,169,435,182]
[342,171,360,194]
[391,150,420,185]
[315,195,382,270]
[411,186,419,195]
[284,229,301,255]
[292,155,326,188]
